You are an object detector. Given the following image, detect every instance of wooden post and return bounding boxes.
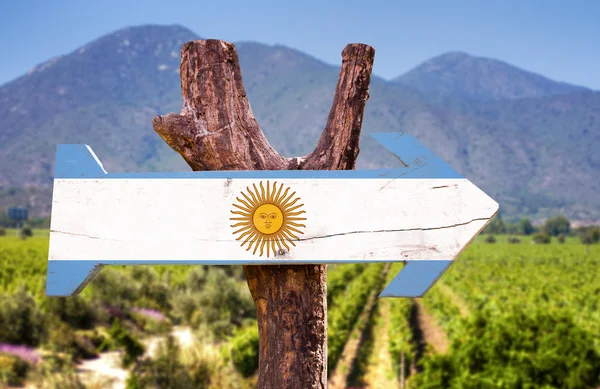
[152,39,374,388]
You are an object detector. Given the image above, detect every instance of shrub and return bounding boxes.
[532,233,551,244]
[484,235,496,243]
[507,236,521,244]
[25,353,88,389]
[580,227,600,244]
[109,319,145,368]
[557,234,566,244]
[230,325,259,378]
[41,296,99,330]
[19,226,33,239]
[0,227,6,236]
[43,321,97,361]
[0,289,44,346]
[592,228,600,243]
[0,353,30,386]
[128,336,211,389]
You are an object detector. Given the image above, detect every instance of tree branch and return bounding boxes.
[300,44,375,170]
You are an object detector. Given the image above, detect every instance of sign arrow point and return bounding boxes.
[55,144,107,179]
[379,260,453,298]
[46,260,104,296]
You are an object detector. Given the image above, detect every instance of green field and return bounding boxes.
[0,230,598,388]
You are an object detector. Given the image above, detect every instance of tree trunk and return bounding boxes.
[153,39,374,389]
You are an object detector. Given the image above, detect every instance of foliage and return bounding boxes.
[517,218,535,235]
[542,215,571,236]
[41,296,100,330]
[386,263,416,384]
[0,287,44,346]
[506,236,521,244]
[109,319,145,368]
[327,263,384,372]
[484,235,496,243]
[20,226,33,239]
[532,232,551,244]
[230,325,259,378]
[128,335,213,389]
[422,239,600,388]
[413,306,600,388]
[327,264,368,309]
[171,267,256,340]
[483,214,505,234]
[0,353,31,386]
[578,226,600,245]
[26,353,88,389]
[43,319,98,361]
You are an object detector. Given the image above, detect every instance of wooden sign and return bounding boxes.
[46,132,498,297]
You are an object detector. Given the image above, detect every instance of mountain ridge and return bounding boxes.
[393,51,591,101]
[0,24,598,222]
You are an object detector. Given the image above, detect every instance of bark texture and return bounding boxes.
[153,39,374,389]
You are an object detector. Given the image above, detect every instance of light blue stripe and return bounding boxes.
[379,260,453,298]
[46,259,453,297]
[54,132,463,180]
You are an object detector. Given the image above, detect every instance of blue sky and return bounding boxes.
[1,0,599,89]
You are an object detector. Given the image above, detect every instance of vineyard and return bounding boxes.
[0,230,599,388]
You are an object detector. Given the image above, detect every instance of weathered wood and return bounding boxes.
[152,39,375,388]
[49,178,496,262]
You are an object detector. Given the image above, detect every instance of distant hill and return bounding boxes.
[393,51,589,101]
[0,24,598,222]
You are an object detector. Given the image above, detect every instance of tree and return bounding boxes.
[542,215,571,236]
[532,233,551,244]
[484,214,505,234]
[152,39,374,388]
[518,218,535,235]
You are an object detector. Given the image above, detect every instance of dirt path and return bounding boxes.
[77,326,195,389]
[328,264,390,389]
[413,300,449,355]
[362,299,398,389]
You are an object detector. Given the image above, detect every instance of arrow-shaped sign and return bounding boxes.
[46,132,498,297]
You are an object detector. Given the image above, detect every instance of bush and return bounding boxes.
[0,353,30,386]
[557,234,566,244]
[19,226,33,239]
[593,228,600,243]
[175,268,255,340]
[41,296,99,330]
[230,325,259,378]
[507,236,521,244]
[109,319,145,368]
[43,321,98,361]
[580,227,600,244]
[0,227,6,236]
[485,235,497,243]
[25,353,88,389]
[128,336,212,389]
[532,233,551,244]
[0,289,44,346]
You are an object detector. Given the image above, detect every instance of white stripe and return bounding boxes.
[49,178,498,262]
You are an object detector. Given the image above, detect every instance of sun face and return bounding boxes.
[230,181,306,257]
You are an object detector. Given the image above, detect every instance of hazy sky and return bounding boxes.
[1,0,599,89]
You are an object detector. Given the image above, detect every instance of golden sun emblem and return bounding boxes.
[230,181,307,257]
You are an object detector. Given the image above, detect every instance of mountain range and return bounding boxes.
[0,24,598,222]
